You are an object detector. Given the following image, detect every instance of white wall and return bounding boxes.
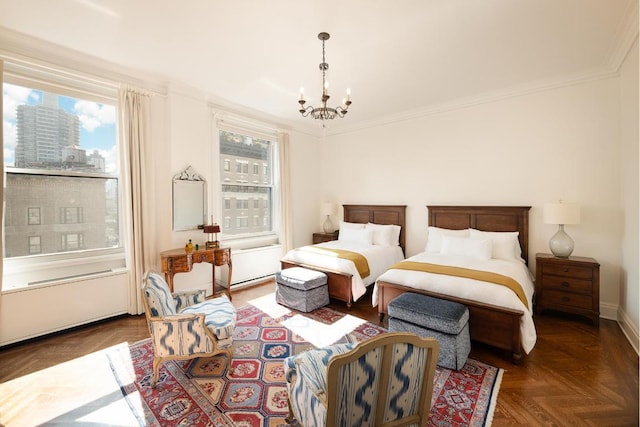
[320,76,626,322]
[619,36,639,351]
[151,91,323,293]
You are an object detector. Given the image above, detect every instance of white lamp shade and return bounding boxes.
[543,202,580,225]
[321,202,336,216]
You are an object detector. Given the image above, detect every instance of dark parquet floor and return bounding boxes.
[0,280,638,426]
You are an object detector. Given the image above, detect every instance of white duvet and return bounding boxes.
[281,241,405,302]
[373,252,537,354]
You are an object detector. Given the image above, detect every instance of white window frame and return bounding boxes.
[213,115,280,249]
[2,65,126,291]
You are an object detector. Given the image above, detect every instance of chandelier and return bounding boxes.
[298,32,352,120]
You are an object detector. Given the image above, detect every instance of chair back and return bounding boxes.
[325,332,439,427]
[142,272,177,317]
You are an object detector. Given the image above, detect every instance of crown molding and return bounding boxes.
[606,0,639,72]
[0,26,168,95]
[322,66,622,137]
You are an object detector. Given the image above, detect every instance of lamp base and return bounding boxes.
[323,215,334,233]
[549,224,574,258]
[206,241,220,249]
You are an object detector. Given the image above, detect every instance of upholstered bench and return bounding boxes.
[388,292,470,370]
[275,267,329,312]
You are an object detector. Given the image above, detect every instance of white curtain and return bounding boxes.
[278,131,293,252]
[119,87,155,314]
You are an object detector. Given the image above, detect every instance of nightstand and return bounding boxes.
[535,253,600,327]
[312,231,339,244]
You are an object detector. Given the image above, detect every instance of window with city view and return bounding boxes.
[2,82,119,261]
[219,130,274,237]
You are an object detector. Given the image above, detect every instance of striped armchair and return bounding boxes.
[284,332,439,427]
[142,271,237,386]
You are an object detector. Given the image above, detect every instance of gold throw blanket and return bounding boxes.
[299,246,371,279]
[388,261,529,309]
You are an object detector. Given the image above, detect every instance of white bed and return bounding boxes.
[375,205,534,363]
[373,251,537,354]
[283,240,405,302]
[280,204,407,308]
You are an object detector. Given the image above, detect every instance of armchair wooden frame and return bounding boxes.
[141,272,233,387]
[287,332,439,427]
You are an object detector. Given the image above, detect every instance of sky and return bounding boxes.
[2,83,118,173]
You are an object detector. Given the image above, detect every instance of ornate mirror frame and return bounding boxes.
[172,165,206,231]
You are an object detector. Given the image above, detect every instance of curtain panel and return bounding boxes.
[119,87,155,314]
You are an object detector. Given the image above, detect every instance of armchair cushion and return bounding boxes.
[180,294,236,342]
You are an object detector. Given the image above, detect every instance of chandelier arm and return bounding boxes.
[300,105,315,117]
[299,32,351,121]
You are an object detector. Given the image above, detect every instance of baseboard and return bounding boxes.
[600,302,618,320]
[617,307,640,356]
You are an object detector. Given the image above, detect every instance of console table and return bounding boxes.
[160,246,232,300]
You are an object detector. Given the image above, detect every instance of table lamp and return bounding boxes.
[543,202,580,258]
[322,202,336,233]
[203,223,221,248]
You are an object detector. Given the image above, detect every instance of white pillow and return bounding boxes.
[441,236,493,261]
[338,227,373,245]
[366,223,401,246]
[425,227,470,253]
[339,221,365,231]
[469,229,521,261]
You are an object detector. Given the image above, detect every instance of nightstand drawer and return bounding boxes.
[535,253,600,327]
[312,232,339,244]
[540,275,593,295]
[542,264,593,280]
[541,290,593,310]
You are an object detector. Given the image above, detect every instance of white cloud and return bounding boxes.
[3,120,17,154]
[3,84,34,122]
[73,101,116,132]
[85,145,119,174]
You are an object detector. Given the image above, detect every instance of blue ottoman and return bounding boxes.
[275,267,329,312]
[388,293,470,370]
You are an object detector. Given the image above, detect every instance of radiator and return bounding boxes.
[225,244,283,285]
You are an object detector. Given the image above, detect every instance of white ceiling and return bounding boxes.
[0,0,637,135]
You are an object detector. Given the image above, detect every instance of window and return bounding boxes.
[60,207,84,224]
[218,129,275,238]
[28,207,41,225]
[223,159,230,171]
[224,198,231,209]
[28,236,41,254]
[3,78,122,289]
[62,233,84,251]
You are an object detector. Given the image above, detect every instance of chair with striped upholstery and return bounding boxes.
[142,271,237,386]
[284,332,439,427]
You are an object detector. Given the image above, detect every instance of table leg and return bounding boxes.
[211,262,216,298]
[226,259,233,301]
[164,272,174,293]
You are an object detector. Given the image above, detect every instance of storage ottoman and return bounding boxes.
[275,267,329,312]
[388,292,470,370]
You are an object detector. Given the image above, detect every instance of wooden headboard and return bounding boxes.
[427,205,531,264]
[343,204,407,254]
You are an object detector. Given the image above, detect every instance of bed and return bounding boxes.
[281,204,407,308]
[374,205,533,363]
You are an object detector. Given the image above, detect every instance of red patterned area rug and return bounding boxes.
[109,303,503,426]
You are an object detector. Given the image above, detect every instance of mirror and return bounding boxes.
[172,165,206,231]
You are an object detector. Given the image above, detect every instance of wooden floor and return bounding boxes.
[0,280,638,426]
